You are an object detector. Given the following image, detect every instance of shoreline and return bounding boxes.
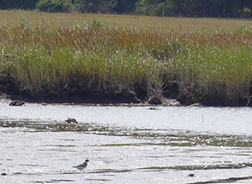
[0,92,181,107]
[0,90,248,107]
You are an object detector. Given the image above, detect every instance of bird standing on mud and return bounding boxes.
[73,159,89,171]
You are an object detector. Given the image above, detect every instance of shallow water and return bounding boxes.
[1,100,252,183]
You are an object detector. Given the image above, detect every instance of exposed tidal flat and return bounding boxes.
[1,11,252,106]
[1,101,252,183]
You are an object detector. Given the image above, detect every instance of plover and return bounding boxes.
[73,159,89,170]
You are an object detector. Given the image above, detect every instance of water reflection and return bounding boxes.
[0,121,252,184]
[1,103,252,183]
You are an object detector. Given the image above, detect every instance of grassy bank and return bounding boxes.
[1,10,252,32]
[1,11,252,105]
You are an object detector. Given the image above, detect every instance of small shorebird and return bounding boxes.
[65,117,78,124]
[73,159,89,171]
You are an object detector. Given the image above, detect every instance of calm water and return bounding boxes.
[1,99,252,184]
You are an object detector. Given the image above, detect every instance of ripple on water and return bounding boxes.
[1,119,252,147]
[1,106,252,183]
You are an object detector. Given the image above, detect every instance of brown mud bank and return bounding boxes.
[0,87,179,106]
[0,80,250,107]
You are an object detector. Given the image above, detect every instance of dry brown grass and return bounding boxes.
[1,10,252,32]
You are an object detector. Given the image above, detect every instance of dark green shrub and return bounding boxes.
[36,0,75,12]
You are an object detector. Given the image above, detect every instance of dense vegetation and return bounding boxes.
[1,15,252,106]
[1,0,252,18]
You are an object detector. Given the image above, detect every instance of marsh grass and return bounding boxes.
[173,45,252,105]
[1,14,252,105]
[1,10,252,32]
[0,21,163,100]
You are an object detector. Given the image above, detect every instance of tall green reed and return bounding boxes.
[1,19,252,105]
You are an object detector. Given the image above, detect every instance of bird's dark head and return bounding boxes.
[85,159,89,162]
